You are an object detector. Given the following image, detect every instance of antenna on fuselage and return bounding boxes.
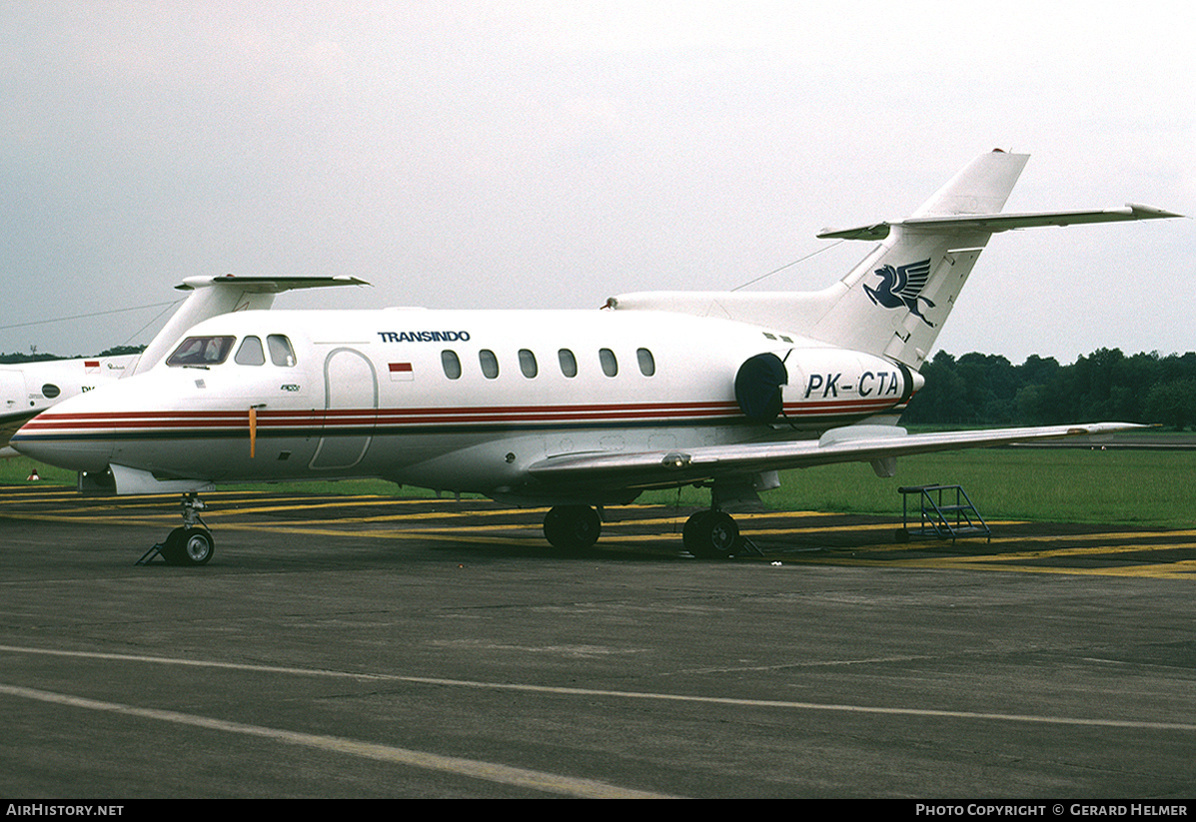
[730,240,845,292]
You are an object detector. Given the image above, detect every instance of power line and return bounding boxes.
[119,300,186,347]
[0,300,182,332]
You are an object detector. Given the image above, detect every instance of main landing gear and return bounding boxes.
[541,503,753,559]
[543,505,602,551]
[682,509,741,559]
[137,492,215,566]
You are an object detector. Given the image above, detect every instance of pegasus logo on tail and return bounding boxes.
[863,258,936,326]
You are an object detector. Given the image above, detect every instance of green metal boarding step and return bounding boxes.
[897,484,991,543]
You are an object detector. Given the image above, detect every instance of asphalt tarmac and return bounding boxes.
[2,485,1194,799]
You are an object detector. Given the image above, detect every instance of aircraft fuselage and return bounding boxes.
[13,307,917,501]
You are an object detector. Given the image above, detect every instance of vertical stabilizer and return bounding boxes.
[911,150,1029,217]
[810,151,1030,367]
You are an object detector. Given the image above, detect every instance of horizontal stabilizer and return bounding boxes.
[175,274,370,293]
[819,204,1184,241]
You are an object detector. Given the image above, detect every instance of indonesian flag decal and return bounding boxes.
[389,362,414,381]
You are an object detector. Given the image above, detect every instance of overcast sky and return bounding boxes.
[3,1,1193,363]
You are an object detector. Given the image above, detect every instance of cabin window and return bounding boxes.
[599,348,618,377]
[479,349,499,379]
[441,350,462,380]
[636,348,656,377]
[166,336,236,367]
[519,349,538,378]
[235,336,266,366]
[267,335,296,367]
[558,348,577,378]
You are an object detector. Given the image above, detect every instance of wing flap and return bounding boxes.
[526,423,1144,490]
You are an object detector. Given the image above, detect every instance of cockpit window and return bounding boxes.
[267,335,296,367]
[167,336,236,367]
[234,336,266,366]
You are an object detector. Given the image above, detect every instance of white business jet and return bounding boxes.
[11,151,1181,565]
[1,275,366,456]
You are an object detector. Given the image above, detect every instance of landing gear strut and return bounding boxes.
[543,505,601,551]
[137,492,215,566]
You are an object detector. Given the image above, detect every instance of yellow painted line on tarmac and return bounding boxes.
[995,529,1196,544]
[225,522,539,546]
[6,489,1195,576]
[208,506,553,523]
[215,520,1196,577]
[0,488,80,499]
[947,543,1196,562]
[1,495,418,517]
[0,512,179,528]
[787,553,1196,581]
[200,498,494,517]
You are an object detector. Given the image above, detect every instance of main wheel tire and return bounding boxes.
[543,505,601,551]
[683,510,739,559]
[160,526,214,566]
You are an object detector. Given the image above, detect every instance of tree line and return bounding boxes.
[0,345,144,364]
[902,348,1196,430]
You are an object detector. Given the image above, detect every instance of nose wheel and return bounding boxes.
[160,526,215,565]
[137,492,215,566]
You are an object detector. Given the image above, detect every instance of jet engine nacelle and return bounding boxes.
[734,348,923,424]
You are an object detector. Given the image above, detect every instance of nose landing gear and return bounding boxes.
[137,492,215,566]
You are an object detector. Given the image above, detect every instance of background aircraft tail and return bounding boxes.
[130,275,367,375]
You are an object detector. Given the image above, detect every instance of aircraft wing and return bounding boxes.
[527,422,1143,490]
[0,409,38,453]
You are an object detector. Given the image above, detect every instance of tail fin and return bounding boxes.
[811,150,1029,367]
[813,151,1181,367]
[607,150,1180,367]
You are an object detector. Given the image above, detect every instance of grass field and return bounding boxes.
[756,448,1194,528]
[5,447,1193,529]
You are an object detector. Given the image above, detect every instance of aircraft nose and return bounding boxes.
[10,401,115,473]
